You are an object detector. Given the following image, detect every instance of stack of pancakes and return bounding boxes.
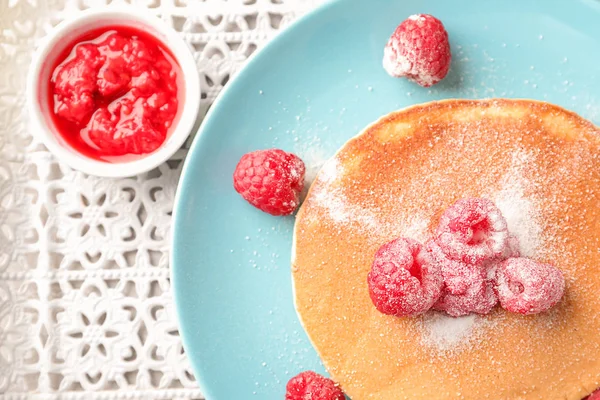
[292,100,600,399]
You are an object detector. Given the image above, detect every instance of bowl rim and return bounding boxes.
[26,5,200,178]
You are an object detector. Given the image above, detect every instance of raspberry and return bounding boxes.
[436,198,509,265]
[426,239,477,295]
[481,234,520,279]
[54,44,103,124]
[426,240,497,316]
[497,234,521,260]
[496,258,565,315]
[87,101,166,156]
[434,274,497,317]
[588,389,600,400]
[383,14,451,87]
[285,371,345,400]
[233,149,305,216]
[368,238,442,317]
[96,56,130,97]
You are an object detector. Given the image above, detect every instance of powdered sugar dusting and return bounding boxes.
[312,158,379,229]
[299,145,331,186]
[313,189,379,230]
[418,312,490,352]
[317,157,339,184]
[401,212,430,243]
[312,157,432,241]
[493,150,543,258]
[383,43,412,80]
[408,14,426,22]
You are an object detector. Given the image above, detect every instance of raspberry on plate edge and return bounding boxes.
[285,370,345,400]
[383,14,452,87]
[233,148,305,216]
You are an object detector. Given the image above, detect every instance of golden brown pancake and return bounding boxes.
[292,99,600,400]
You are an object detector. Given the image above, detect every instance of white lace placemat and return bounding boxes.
[0,0,321,398]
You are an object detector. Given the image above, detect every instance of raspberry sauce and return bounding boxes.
[48,26,183,162]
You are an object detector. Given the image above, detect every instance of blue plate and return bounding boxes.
[172,0,600,398]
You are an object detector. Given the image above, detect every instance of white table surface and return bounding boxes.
[0,0,321,398]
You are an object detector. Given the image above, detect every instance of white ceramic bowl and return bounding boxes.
[26,6,200,178]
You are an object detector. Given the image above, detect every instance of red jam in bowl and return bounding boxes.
[48,26,183,161]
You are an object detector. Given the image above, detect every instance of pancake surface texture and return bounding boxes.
[292,99,600,400]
